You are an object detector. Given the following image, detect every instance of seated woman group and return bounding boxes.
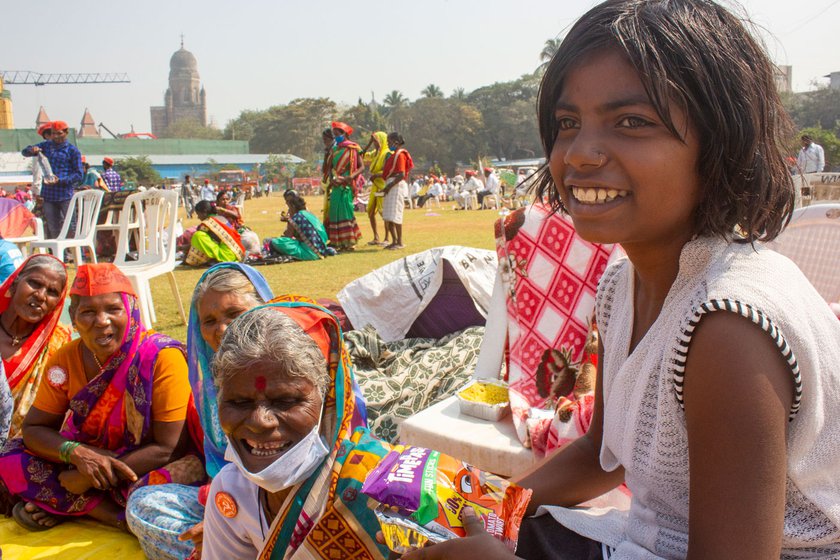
[183,200,247,267]
[0,263,203,532]
[263,190,336,261]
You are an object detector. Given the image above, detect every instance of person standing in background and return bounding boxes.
[200,179,216,202]
[20,121,82,239]
[796,135,825,174]
[100,158,123,192]
[182,174,197,219]
[381,132,414,250]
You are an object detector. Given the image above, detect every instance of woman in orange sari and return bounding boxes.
[0,264,203,531]
[0,254,71,437]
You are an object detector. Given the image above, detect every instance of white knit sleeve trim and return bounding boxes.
[672,298,803,421]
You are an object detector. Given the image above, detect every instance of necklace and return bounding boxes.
[91,351,104,371]
[0,316,31,347]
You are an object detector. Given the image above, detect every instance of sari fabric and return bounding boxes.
[327,141,363,249]
[270,210,336,261]
[185,216,245,266]
[0,254,71,436]
[187,263,274,478]
[0,294,201,516]
[364,132,390,216]
[249,301,385,560]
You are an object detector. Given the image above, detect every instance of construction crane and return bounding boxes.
[0,71,130,86]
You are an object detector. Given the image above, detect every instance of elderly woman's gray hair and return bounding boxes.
[212,307,329,396]
[15,255,66,285]
[191,267,264,309]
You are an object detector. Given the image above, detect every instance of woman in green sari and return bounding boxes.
[266,190,337,261]
[326,121,363,251]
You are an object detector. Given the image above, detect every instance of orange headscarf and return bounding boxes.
[70,263,136,297]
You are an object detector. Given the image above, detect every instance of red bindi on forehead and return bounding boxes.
[254,375,267,392]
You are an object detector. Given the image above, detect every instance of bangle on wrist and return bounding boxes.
[59,440,81,463]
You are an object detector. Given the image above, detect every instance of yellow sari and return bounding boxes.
[364,131,390,216]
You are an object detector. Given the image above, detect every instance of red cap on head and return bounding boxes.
[330,121,353,136]
[103,157,114,165]
[37,122,53,137]
[81,156,87,164]
[483,167,493,173]
[51,120,69,132]
[70,263,136,297]
[465,170,476,177]
[204,179,209,184]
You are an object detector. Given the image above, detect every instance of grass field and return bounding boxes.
[139,193,503,341]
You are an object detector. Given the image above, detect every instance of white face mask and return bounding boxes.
[224,415,329,493]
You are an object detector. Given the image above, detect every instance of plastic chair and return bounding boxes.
[482,193,500,210]
[113,189,186,328]
[766,203,840,306]
[31,190,103,264]
[6,216,45,257]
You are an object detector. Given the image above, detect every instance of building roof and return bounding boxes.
[82,154,304,165]
[170,47,198,71]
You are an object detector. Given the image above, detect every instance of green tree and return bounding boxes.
[450,87,467,100]
[402,97,486,171]
[539,37,563,70]
[421,84,444,98]
[114,156,161,186]
[784,85,840,131]
[338,98,388,141]
[160,118,223,139]
[468,73,542,160]
[383,90,408,131]
[223,110,260,142]
[237,98,338,161]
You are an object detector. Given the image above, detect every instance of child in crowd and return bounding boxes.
[402,0,840,558]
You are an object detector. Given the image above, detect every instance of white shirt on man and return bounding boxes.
[797,142,825,174]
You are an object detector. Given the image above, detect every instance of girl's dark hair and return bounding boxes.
[283,189,307,212]
[534,0,795,242]
[322,128,334,139]
[388,132,405,146]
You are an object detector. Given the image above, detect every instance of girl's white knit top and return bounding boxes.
[541,236,840,559]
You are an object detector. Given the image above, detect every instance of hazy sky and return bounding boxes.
[3,0,839,135]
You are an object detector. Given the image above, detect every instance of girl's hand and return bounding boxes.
[383,508,517,560]
[68,444,137,491]
[179,521,205,556]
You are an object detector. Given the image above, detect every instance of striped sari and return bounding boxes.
[327,142,363,249]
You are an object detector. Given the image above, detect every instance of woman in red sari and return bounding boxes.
[0,263,203,531]
[0,254,71,437]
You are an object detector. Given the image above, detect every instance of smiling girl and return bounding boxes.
[400,1,840,559]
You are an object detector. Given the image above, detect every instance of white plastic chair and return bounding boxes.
[234,192,246,219]
[6,216,45,257]
[767,203,840,306]
[482,193,500,210]
[31,190,103,264]
[113,189,187,328]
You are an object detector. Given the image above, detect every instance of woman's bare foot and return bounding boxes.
[13,501,61,531]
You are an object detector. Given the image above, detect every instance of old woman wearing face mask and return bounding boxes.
[202,301,391,560]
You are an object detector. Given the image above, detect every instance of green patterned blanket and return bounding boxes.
[345,326,486,443]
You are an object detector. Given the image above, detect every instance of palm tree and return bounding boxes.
[539,37,563,69]
[383,90,408,130]
[421,84,444,98]
[451,87,467,101]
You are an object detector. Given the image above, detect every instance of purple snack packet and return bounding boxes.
[362,446,432,512]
